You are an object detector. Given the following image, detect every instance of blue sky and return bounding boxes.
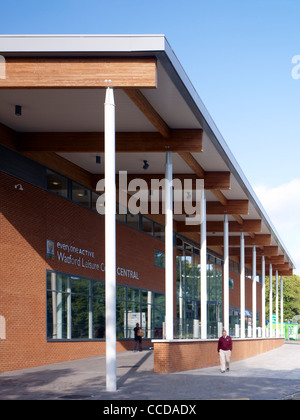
[1,0,300,273]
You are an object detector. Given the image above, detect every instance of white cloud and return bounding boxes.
[254,179,300,276]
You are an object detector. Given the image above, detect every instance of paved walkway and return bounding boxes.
[1,342,300,400]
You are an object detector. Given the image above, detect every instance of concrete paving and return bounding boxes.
[1,342,300,400]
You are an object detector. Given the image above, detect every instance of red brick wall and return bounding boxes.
[0,170,265,372]
[0,171,164,372]
[153,338,284,373]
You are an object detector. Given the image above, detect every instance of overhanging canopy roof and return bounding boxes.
[0,34,295,274]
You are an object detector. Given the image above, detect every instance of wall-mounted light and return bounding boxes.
[143,160,149,170]
[15,105,22,116]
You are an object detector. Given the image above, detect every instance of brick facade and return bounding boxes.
[0,171,164,372]
[153,338,284,373]
[0,170,265,373]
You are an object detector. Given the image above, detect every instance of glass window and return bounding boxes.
[127,287,140,303]
[47,290,70,340]
[46,169,68,198]
[141,217,153,236]
[117,285,127,301]
[93,298,105,338]
[176,236,184,249]
[72,182,91,208]
[71,294,89,339]
[71,277,90,295]
[116,301,126,339]
[141,290,149,305]
[154,249,165,268]
[127,213,140,230]
[47,272,69,292]
[153,292,165,306]
[46,270,165,341]
[92,191,100,212]
[93,281,105,298]
[154,223,164,240]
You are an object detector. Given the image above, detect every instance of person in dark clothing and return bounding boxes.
[218,329,232,373]
[133,323,143,352]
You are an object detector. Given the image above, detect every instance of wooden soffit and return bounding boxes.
[177,219,261,233]
[17,129,203,153]
[0,57,157,89]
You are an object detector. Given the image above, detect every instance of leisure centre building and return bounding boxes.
[0,35,295,377]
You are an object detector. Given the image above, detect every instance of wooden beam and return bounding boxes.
[105,172,230,191]
[266,255,285,265]
[17,130,203,153]
[263,266,293,276]
[124,88,170,137]
[263,246,279,257]
[207,234,271,247]
[124,91,255,234]
[272,263,290,272]
[229,246,279,257]
[206,200,248,215]
[245,255,285,265]
[278,269,293,276]
[232,214,244,225]
[177,152,256,232]
[140,200,248,216]
[0,57,157,89]
[177,219,261,233]
[177,152,205,178]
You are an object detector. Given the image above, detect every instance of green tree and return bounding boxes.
[265,275,300,322]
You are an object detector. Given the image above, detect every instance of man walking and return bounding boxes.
[218,329,232,373]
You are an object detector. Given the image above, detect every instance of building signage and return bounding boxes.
[47,240,139,279]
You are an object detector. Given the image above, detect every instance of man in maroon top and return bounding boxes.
[218,330,232,373]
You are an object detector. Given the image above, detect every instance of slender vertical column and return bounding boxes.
[104,87,117,392]
[223,215,229,334]
[67,277,71,339]
[261,256,266,338]
[57,276,63,339]
[275,270,279,337]
[240,233,245,339]
[89,281,93,339]
[280,276,284,337]
[200,190,207,339]
[252,246,257,338]
[165,151,173,340]
[51,273,57,340]
[147,291,152,338]
[269,264,273,338]
[179,259,183,338]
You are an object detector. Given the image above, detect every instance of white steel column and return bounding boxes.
[223,215,229,334]
[240,233,245,339]
[104,87,117,392]
[252,246,257,338]
[262,256,266,338]
[280,276,284,337]
[275,270,279,337]
[269,264,273,338]
[200,190,207,339]
[165,151,173,340]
